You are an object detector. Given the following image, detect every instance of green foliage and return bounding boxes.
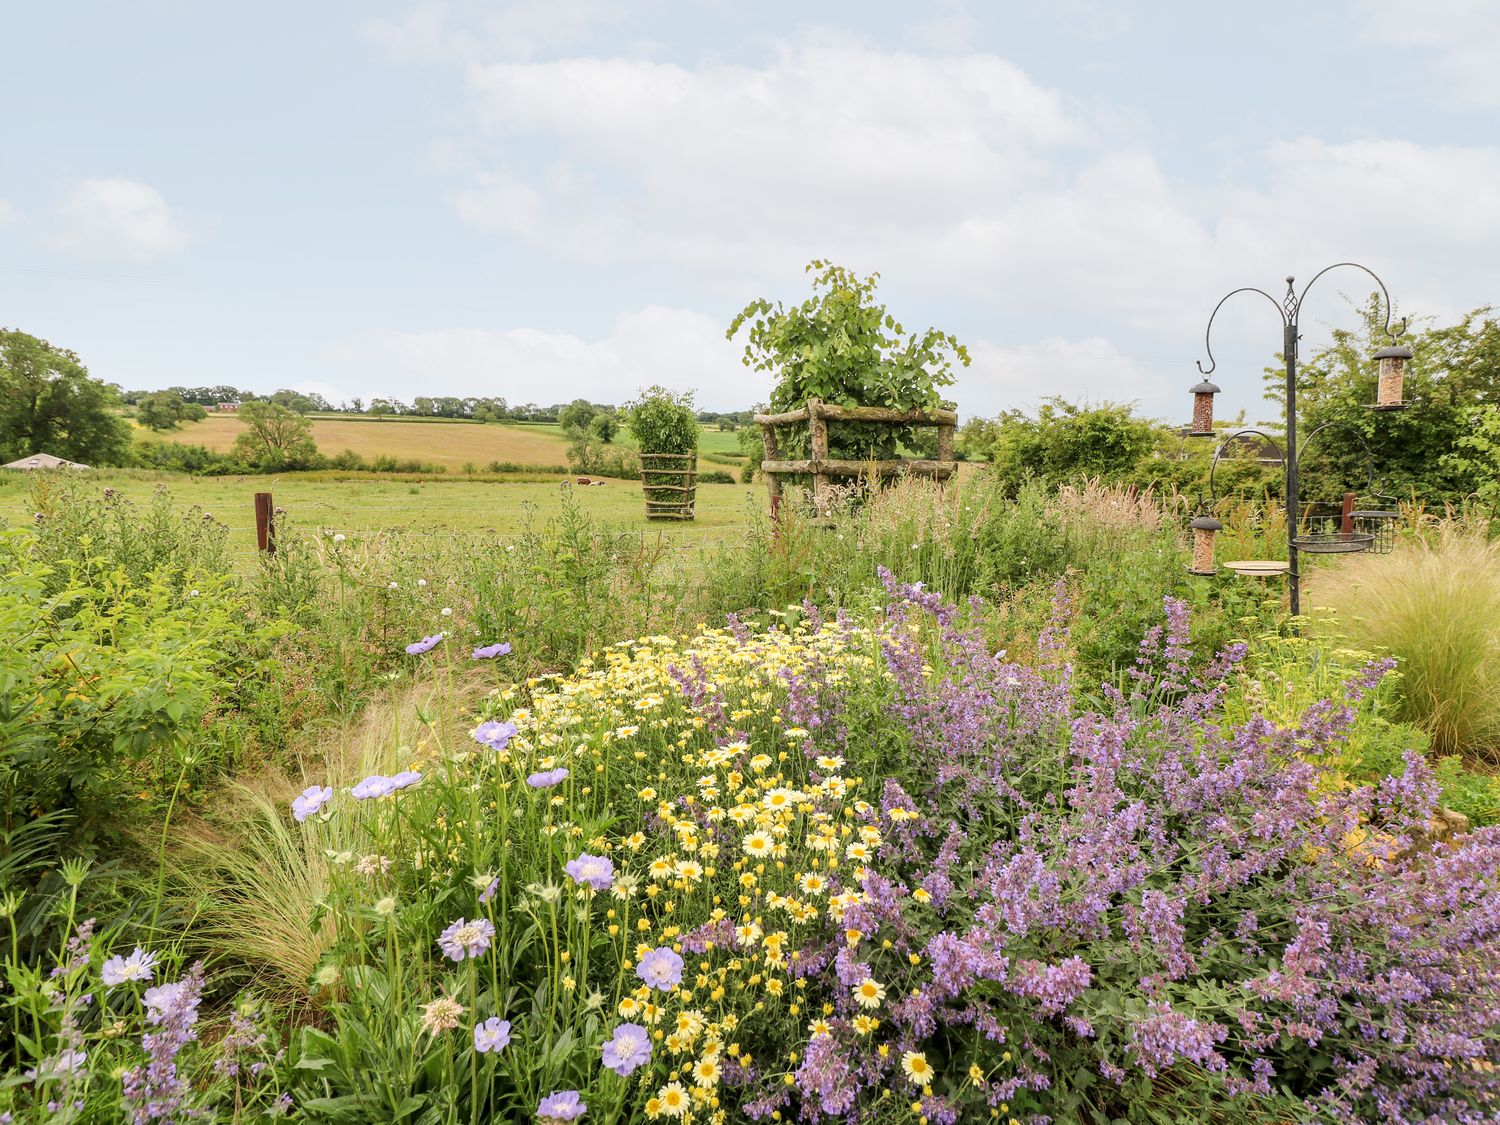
[623,385,698,455]
[136,391,198,431]
[975,398,1163,495]
[727,260,968,460]
[1447,401,1500,508]
[0,328,131,465]
[588,412,618,444]
[1281,300,1500,506]
[0,527,252,950]
[231,401,320,470]
[556,398,598,434]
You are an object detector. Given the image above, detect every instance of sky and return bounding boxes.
[2,0,1498,424]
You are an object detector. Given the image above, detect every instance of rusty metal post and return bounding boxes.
[255,491,276,554]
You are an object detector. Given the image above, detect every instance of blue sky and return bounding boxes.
[2,0,1497,423]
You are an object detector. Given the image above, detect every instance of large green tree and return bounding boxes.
[0,329,131,465]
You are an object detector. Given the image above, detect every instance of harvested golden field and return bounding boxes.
[136,415,574,470]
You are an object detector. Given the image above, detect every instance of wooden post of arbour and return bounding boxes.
[761,416,783,522]
[254,491,276,554]
[936,422,955,467]
[807,397,832,515]
[1340,491,1357,535]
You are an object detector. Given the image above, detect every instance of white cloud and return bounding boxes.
[449,40,1091,280]
[328,306,751,410]
[1356,0,1500,108]
[0,198,17,225]
[374,18,1500,419]
[964,336,1172,418]
[50,178,188,262]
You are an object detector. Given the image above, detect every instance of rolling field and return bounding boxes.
[1,469,763,566]
[136,415,575,469]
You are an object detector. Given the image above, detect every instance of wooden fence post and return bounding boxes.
[1339,491,1356,535]
[255,491,276,554]
[762,416,782,523]
[807,398,832,514]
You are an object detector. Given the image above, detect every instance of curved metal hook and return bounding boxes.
[1196,287,1290,376]
[1296,419,1376,493]
[1208,427,1284,503]
[1294,261,1408,341]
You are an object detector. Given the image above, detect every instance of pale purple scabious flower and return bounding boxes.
[473,720,518,751]
[291,784,333,822]
[565,853,615,892]
[636,946,683,991]
[601,1022,652,1076]
[472,641,512,660]
[351,774,395,800]
[438,917,496,962]
[405,633,445,655]
[101,947,158,988]
[537,1090,586,1122]
[479,877,500,904]
[473,1017,511,1054]
[388,770,422,792]
[526,767,569,788]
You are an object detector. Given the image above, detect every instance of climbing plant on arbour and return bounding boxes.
[727,260,970,461]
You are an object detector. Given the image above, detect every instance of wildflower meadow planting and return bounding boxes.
[5,460,1500,1124]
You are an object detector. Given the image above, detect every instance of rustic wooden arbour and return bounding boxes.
[639,451,698,520]
[754,397,958,516]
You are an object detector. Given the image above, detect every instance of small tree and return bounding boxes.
[727,260,969,460]
[137,391,188,430]
[232,401,319,469]
[625,386,698,455]
[589,413,618,444]
[558,399,599,434]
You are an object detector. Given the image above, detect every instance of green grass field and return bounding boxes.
[1,469,764,565]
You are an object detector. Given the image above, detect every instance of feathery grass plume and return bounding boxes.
[1310,522,1500,763]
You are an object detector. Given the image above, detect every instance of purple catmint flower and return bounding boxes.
[473,1017,511,1053]
[438,917,495,962]
[404,633,445,655]
[101,947,158,988]
[526,767,569,788]
[636,946,683,991]
[537,1089,586,1122]
[564,853,615,892]
[291,785,333,822]
[472,641,512,660]
[600,1022,651,1076]
[123,964,205,1124]
[472,720,518,751]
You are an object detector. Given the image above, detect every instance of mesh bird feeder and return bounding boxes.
[1189,380,1220,437]
[1371,344,1413,410]
[1189,513,1224,576]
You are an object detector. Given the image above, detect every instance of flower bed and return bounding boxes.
[9,577,1500,1122]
